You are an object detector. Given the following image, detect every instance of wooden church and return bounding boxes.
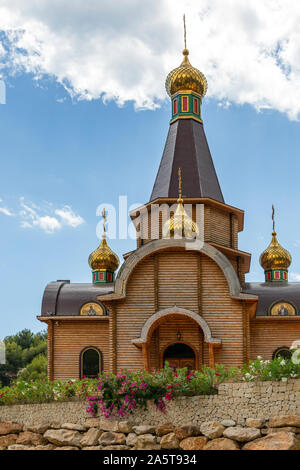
[39,45,300,380]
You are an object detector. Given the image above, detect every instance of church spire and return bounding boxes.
[150,19,223,203]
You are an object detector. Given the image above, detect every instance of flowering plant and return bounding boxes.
[291,348,300,365]
[0,358,299,415]
[85,364,226,418]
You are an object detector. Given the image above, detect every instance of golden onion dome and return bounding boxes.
[165,49,207,98]
[163,196,199,239]
[259,232,292,271]
[88,235,119,272]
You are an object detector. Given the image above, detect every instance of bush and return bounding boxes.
[0,357,299,416]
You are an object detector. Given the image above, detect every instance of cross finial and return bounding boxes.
[272,204,275,233]
[178,167,182,200]
[102,207,107,237]
[183,14,187,49]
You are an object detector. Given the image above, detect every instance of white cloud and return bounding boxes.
[0,1,299,118]
[55,206,84,228]
[19,197,84,234]
[0,198,14,216]
[0,207,14,216]
[290,272,300,282]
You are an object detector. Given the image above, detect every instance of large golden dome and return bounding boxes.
[88,235,119,272]
[165,49,207,98]
[259,232,291,271]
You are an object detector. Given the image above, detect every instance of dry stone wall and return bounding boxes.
[0,379,299,428]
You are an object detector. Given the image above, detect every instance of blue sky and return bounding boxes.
[1,1,300,338]
[1,72,300,338]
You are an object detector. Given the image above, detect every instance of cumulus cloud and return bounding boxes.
[19,197,84,234]
[0,1,300,119]
[290,272,300,282]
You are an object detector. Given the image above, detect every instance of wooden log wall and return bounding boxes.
[52,320,109,380]
[114,250,245,372]
[250,319,300,360]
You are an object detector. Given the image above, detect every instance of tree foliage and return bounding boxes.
[0,329,47,386]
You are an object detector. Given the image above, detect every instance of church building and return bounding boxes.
[38,46,300,380]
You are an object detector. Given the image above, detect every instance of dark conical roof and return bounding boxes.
[150,119,224,202]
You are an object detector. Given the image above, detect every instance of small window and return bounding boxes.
[173,99,178,115]
[272,346,292,360]
[80,347,102,378]
[193,97,198,114]
[182,96,188,112]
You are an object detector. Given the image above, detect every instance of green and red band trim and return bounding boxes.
[92,270,115,284]
[265,269,288,282]
[170,91,202,124]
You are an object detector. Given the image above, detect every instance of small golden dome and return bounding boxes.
[163,197,199,239]
[88,235,119,272]
[163,167,199,239]
[259,232,291,271]
[165,49,207,98]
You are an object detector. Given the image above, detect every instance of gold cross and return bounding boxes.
[183,14,187,49]
[272,205,275,232]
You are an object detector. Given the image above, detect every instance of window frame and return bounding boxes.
[79,346,102,379]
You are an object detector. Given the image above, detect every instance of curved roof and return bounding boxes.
[41,281,114,316]
[242,282,300,316]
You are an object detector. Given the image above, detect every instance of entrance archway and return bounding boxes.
[163,343,195,371]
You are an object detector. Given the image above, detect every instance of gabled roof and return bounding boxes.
[150,119,224,202]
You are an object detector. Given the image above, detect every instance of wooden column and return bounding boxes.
[142,343,150,372]
[108,303,117,374]
[208,343,215,368]
[48,320,54,381]
[154,254,159,312]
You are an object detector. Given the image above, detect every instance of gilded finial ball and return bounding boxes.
[88,236,119,273]
[165,50,207,98]
[259,232,291,271]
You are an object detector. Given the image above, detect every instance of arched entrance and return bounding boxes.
[163,343,195,371]
[132,306,222,371]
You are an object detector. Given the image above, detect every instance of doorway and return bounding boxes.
[163,343,195,371]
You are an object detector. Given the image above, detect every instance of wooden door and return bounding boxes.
[164,357,195,371]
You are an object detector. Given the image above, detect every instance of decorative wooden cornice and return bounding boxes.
[129,197,244,232]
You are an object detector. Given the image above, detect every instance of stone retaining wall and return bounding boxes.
[0,380,299,427]
[1,416,300,450]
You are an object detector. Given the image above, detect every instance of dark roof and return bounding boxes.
[150,119,224,202]
[242,282,300,316]
[41,281,114,316]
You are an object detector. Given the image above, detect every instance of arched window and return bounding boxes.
[80,347,102,378]
[272,346,292,360]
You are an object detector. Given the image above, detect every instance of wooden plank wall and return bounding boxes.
[114,250,245,371]
[200,255,244,366]
[250,319,300,360]
[53,320,109,380]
